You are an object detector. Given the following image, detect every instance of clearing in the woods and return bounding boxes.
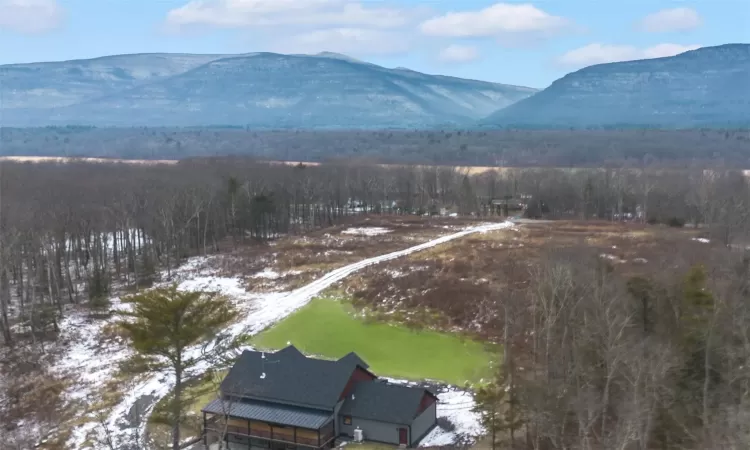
[251,294,497,386]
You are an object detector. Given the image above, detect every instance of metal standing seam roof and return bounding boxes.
[202,398,333,429]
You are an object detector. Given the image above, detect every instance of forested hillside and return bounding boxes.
[2,127,750,166]
[482,44,750,128]
[0,52,536,128]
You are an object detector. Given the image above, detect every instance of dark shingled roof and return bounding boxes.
[339,382,432,425]
[276,345,306,359]
[221,346,366,410]
[338,352,369,369]
[202,398,331,429]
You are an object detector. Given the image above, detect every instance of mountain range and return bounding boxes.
[2,44,749,129]
[0,52,537,128]
[481,44,750,128]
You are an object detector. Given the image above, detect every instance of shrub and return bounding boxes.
[666,217,685,228]
[88,266,110,312]
[436,416,456,432]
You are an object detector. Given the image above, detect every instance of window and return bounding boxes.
[343,416,352,425]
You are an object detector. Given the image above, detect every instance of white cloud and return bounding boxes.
[0,0,63,33]
[269,28,411,56]
[641,43,701,58]
[638,7,702,33]
[438,45,480,63]
[557,43,701,68]
[419,3,573,43]
[166,0,413,30]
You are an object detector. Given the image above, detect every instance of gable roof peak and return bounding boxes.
[275,345,306,359]
[338,351,369,369]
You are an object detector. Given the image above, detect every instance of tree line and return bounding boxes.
[474,241,750,450]
[3,159,750,346]
[2,127,750,166]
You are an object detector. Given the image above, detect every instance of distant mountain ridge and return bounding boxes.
[1,52,538,128]
[481,44,750,129]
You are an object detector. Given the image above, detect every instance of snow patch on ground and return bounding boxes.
[421,388,484,446]
[251,268,282,280]
[599,253,626,263]
[386,269,407,278]
[341,227,393,236]
[54,300,127,402]
[692,237,710,244]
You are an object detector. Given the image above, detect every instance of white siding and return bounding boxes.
[410,402,437,446]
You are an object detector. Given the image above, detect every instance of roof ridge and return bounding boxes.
[221,347,364,409]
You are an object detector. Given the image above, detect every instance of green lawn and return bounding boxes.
[252,296,498,385]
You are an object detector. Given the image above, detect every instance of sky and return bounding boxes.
[0,0,748,88]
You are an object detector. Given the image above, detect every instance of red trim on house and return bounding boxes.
[398,427,408,445]
[416,391,437,414]
[339,366,377,400]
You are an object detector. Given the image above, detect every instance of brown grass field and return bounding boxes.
[208,215,491,292]
[339,220,712,340]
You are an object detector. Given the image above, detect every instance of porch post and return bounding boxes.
[294,427,297,444]
[202,412,207,447]
[317,428,321,447]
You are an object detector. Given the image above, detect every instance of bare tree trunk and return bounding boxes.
[703,327,713,443]
[0,267,13,346]
[172,361,183,450]
[64,239,76,303]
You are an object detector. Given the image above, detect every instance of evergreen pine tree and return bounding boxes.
[472,371,522,450]
[118,285,237,450]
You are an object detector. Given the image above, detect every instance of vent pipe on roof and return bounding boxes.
[351,394,355,400]
[261,352,265,359]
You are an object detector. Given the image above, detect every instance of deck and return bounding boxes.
[205,416,336,449]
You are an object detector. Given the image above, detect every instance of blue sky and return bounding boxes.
[0,0,747,88]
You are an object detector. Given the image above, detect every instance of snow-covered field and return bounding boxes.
[54,221,514,449]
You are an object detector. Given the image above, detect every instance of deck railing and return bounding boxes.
[206,418,334,448]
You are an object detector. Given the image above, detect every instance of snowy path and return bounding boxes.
[85,221,515,449]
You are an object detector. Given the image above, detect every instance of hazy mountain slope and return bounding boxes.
[481,44,750,128]
[1,53,234,109]
[2,52,537,128]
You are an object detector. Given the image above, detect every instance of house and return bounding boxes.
[489,197,527,216]
[202,345,438,450]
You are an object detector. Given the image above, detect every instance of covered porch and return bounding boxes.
[202,398,336,450]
